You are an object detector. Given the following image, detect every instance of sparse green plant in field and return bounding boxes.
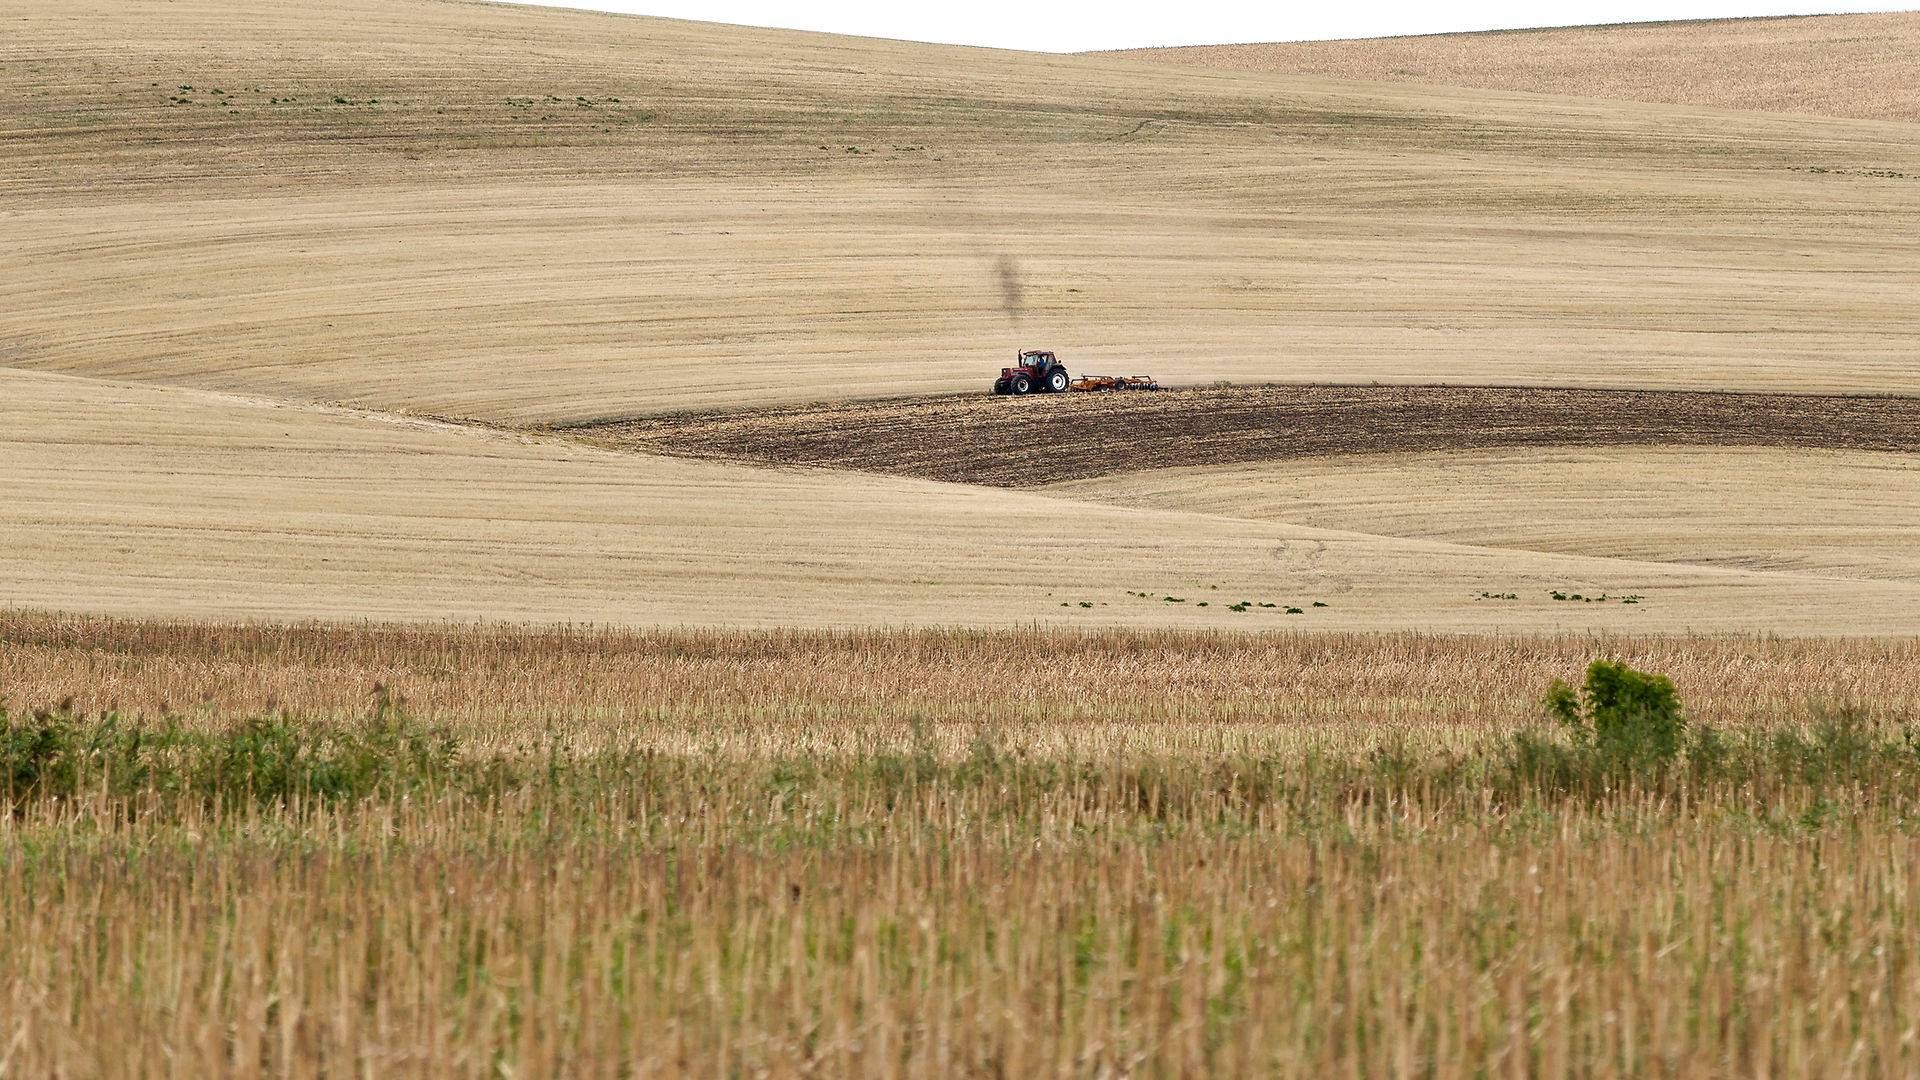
[1544,659,1686,765]
[1286,607,1304,614]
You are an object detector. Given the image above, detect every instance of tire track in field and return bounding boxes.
[559,384,1920,487]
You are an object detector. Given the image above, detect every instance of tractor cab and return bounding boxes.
[993,350,1070,395]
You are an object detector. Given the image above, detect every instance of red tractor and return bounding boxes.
[992,350,1072,395]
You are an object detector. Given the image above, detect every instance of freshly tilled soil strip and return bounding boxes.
[568,385,1920,487]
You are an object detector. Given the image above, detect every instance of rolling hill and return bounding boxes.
[3,0,1917,631]
[7,0,1920,423]
[17,366,1918,631]
[1094,13,1920,124]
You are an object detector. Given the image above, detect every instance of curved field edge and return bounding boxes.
[566,384,1920,485]
[11,368,1918,635]
[1047,445,1920,585]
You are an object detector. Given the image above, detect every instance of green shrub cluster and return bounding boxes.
[2,689,454,809]
[1545,659,1685,764]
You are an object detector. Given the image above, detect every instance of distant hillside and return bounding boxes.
[1093,13,1920,124]
[7,0,1920,630]
[11,0,1920,428]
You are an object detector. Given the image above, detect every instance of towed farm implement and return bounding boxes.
[992,350,1158,395]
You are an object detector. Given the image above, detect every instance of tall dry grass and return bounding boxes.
[9,799,1918,1076]
[5,611,1918,744]
[4,614,1920,1075]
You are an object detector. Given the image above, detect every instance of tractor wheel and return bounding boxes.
[1047,369,1070,393]
[1010,374,1033,395]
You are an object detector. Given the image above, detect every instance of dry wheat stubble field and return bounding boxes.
[7,0,1920,1072]
[1051,442,1920,582]
[11,366,1920,632]
[7,0,1920,421]
[4,0,1920,630]
[1097,13,1920,124]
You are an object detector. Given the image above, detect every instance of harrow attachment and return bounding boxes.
[1069,374,1160,393]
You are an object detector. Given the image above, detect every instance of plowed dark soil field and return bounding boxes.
[567,385,1920,487]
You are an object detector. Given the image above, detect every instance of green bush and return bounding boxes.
[1545,659,1686,765]
[1,690,457,811]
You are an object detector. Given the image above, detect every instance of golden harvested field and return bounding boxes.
[6,0,1920,425]
[1052,445,1920,585]
[1096,13,1920,124]
[17,368,1920,633]
[3,0,1920,632]
[5,618,1920,1075]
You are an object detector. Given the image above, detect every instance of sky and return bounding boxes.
[501,1,1914,52]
